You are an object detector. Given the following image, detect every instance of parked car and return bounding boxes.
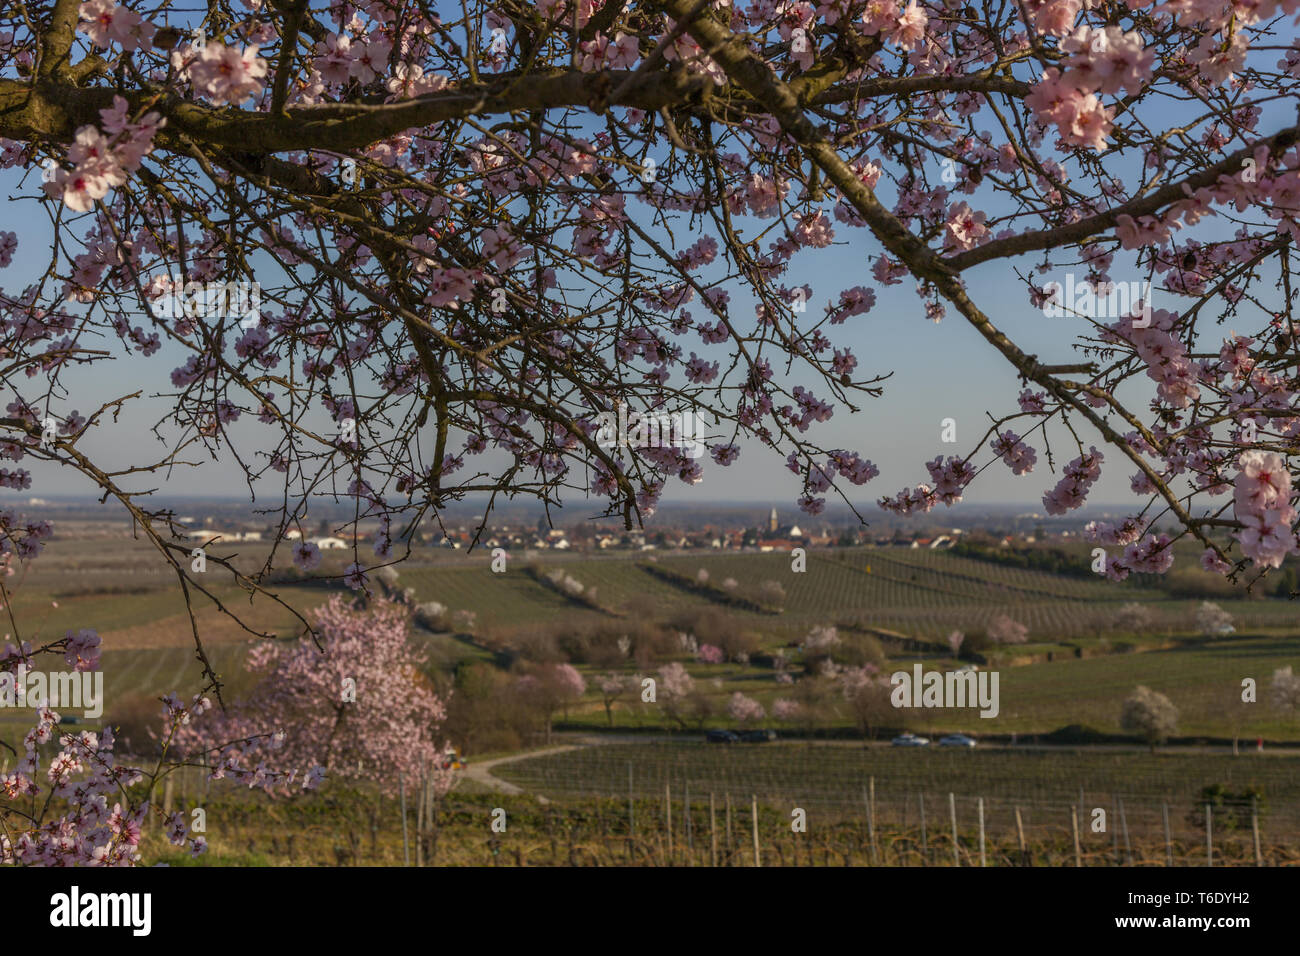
[938,734,977,748]
[706,730,741,744]
[890,733,930,747]
[739,729,777,743]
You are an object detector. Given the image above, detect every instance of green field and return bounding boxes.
[396,546,1300,642]
[555,632,1300,739]
[3,537,1298,746]
[7,535,1300,867]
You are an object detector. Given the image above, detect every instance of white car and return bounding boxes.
[938,734,977,748]
[891,733,930,747]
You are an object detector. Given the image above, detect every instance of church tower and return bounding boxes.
[769,507,779,534]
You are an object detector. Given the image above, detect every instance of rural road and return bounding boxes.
[460,732,1300,804]
[461,734,669,801]
[540,731,1300,753]
[462,745,583,804]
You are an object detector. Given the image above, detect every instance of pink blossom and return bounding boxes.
[658,661,694,698]
[727,692,765,725]
[1200,549,1232,575]
[63,629,101,672]
[772,698,802,720]
[189,43,267,106]
[697,643,724,664]
[945,202,988,251]
[350,38,392,84]
[343,562,368,590]
[78,0,155,51]
[1122,533,1176,574]
[292,540,322,571]
[1232,451,1298,567]
[860,0,900,35]
[991,431,1037,475]
[885,1,928,50]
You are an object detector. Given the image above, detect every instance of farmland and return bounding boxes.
[496,740,1300,808]
[2,532,1299,745]
[126,739,1300,867]
[16,534,1299,646]
[5,529,1300,868]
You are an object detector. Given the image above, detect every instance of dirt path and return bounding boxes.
[463,745,583,804]
[462,734,644,803]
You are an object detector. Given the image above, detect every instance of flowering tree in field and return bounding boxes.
[597,671,633,725]
[1195,600,1235,634]
[550,662,588,717]
[697,642,724,664]
[839,663,894,739]
[414,600,451,630]
[1269,664,1300,722]
[803,625,841,653]
[176,595,455,789]
[659,660,695,698]
[727,691,765,726]
[517,660,588,740]
[772,697,802,722]
[988,613,1029,646]
[756,580,787,609]
[1112,602,1154,632]
[1121,684,1179,750]
[657,659,712,728]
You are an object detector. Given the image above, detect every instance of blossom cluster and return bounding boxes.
[41,96,164,212]
[1232,451,1298,568]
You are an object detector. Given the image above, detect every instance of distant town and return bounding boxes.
[18,496,1137,555]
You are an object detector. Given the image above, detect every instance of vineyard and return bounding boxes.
[143,789,1300,867]
[495,741,1300,807]
[400,547,1300,643]
[133,741,1300,867]
[490,740,1300,866]
[6,538,1299,745]
[20,538,1300,649]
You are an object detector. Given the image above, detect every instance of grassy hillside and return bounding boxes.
[3,538,1297,745]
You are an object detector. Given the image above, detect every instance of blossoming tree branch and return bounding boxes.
[0,0,1299,856]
